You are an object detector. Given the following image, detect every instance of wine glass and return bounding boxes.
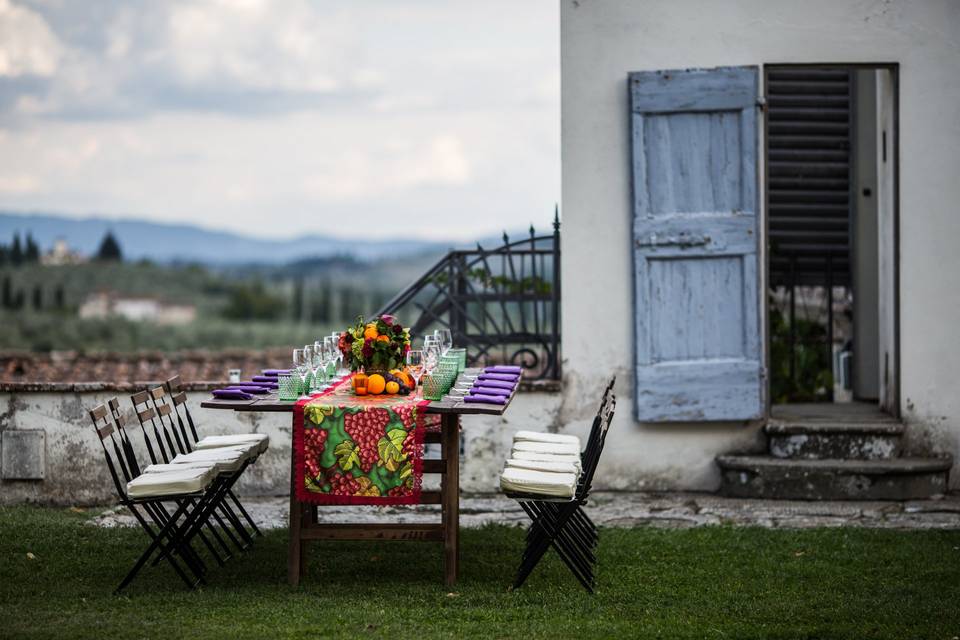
[331,333,346,375]
[323,336,338,380]
[292,348,309,398]
[406,350,425,399]
[312,341,327,391]
[435,328,453,355]
[423,335,441,375]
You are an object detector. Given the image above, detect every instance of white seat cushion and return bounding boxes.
[513,430,581,447]
[144,460,233,475]
[195,433,269,455]
[127,467,215,499]
[511,450,582,470]
[167,446,251,473]
[500,467,577,498]
[505,458,580,475]
[512,440,580,456]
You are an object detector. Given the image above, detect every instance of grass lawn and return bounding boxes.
[1,505,958,639]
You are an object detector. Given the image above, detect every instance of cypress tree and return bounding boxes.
[95,232,123,261]
[10,233,23,266]
[32,284,42,310]
[25,234,40,263]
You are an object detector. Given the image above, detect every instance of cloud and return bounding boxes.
[0,1,559,241]
[0,0,61,77]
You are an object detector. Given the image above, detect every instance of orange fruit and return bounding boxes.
[367,374,386,395]
[397,372,412,387]
[385,381,400,394]
[363,324,379,340]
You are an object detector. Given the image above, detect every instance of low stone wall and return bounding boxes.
[0,384,563,505]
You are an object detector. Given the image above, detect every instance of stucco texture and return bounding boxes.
[560,0,960,489]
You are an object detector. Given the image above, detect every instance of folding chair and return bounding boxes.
[164,375,266,538]
[89,402,228,593]
[504,377,616,593]
[105,398,230,567]
[130,388,259,553]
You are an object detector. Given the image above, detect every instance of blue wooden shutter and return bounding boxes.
[630,66,762,421]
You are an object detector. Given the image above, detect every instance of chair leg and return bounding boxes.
[227,489,263,537]
[117,501,195,594]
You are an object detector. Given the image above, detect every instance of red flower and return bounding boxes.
[381,314,395,326]
[343,332,354,344]
[392,324,403,335]
[404,343,411,354]
[361,344,374,359]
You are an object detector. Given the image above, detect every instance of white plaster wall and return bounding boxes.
[0,391,562,504]
[560,0,960,489]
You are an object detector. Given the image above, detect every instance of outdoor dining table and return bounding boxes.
[200,367,516,587]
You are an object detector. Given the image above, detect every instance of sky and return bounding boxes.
[0,0,559,241]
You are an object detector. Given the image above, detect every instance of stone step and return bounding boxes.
[716,454,952,501]
[765,421,905,460]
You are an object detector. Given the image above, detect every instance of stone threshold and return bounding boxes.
[87,490,960,531]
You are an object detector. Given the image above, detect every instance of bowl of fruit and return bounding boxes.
[353,369,415,396]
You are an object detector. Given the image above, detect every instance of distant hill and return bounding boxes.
[0,211,456,265]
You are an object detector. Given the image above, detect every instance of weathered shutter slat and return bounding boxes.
[630,66,762,422]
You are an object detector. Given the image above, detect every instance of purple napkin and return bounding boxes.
[212,389,253,400]
[484,365,523,375]
[473,378,516,390]
[251,375,276,383]
[464,393,508,405]
[478,372,520,383]
[228,385,270,395]
[234,381,278,389]
[262,369,289,376]
[470,385,510,398]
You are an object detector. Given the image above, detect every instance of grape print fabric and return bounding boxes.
[293,378,430,505]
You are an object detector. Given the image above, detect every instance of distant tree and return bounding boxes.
[0,244,7,266]
[291,277,305,323]
[222,281,285,321]
[24,234,40,263]
[54,285,65,309]
[95,232,123,261]
[1,276,10,309]
[10,233,22,266]
[32,285,42,310]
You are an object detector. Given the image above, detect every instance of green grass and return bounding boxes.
[1,505,958,639]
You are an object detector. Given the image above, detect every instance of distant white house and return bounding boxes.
[40,238,86,266]
[79,291,196,325]
[559,0,960,495]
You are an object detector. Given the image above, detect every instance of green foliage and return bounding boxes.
[95,232,123,261]
[222,281,286,321]
[769,301,833,403]
[1,506,959,639]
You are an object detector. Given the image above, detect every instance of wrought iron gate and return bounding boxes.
[375,210,561,380]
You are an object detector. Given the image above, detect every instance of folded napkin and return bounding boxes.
[212,389,253,400]
[484,365,523,375]
[478,372,519,383]
[227,385,270,395]
[464,393,508,405]
[251,375,276,383]
[473,378,516,390]
[261,369,289,376]
[233,380,278,387]
[470,385,511,398]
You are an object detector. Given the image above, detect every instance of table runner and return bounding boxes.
[293,378,430,505]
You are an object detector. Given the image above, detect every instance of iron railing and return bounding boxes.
[376,209,561,380]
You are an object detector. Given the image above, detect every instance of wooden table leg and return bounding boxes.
[441,414,460,587]
[287,447,302,587]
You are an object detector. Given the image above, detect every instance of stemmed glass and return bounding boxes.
[293,348,310,399]
[423,335,441,376]
[312,341,326,392]
[435,328,453,355]
[329,332,344,376]
[406,350,425,399]
[323,336,338,381]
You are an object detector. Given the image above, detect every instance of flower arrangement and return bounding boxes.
[338,315,411,372]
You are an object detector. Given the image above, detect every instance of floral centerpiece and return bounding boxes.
[338,315,411,373]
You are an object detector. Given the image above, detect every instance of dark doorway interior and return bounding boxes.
[765,64,897,412]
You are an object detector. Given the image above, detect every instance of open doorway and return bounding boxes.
[765,64,898,417]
